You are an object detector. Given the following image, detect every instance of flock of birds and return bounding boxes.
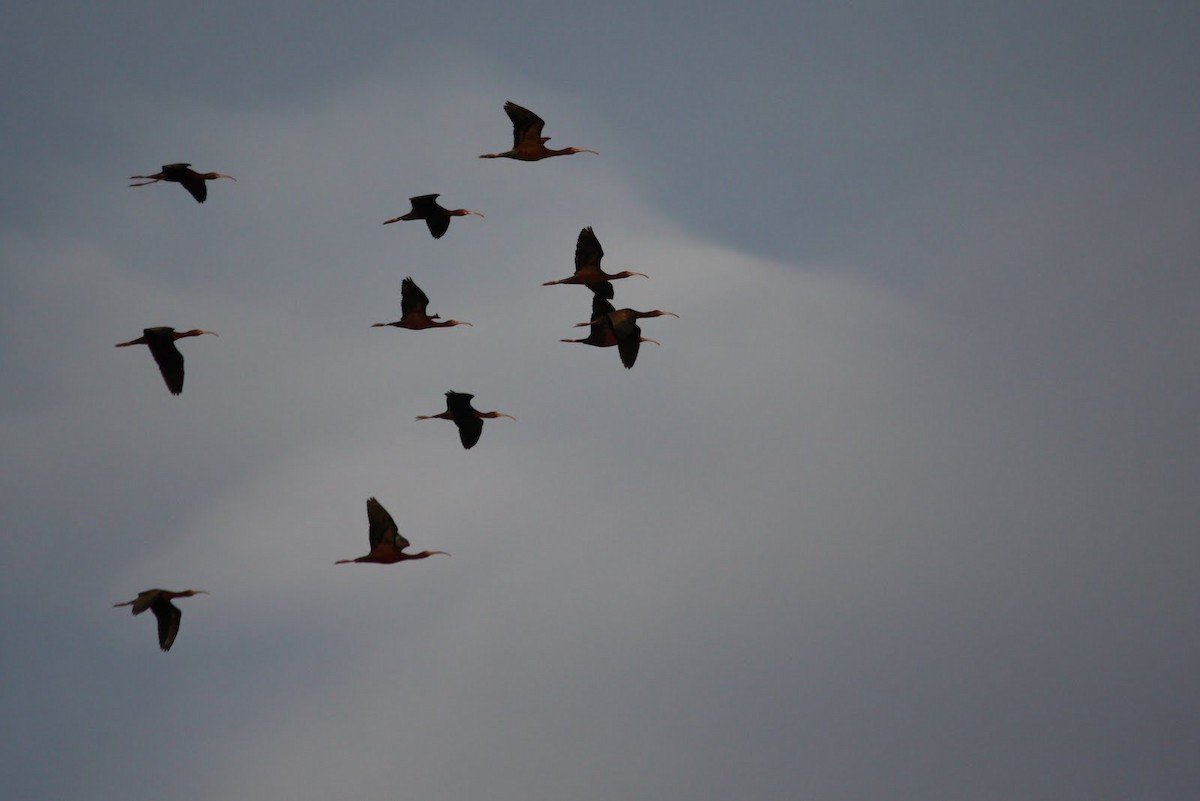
[113,101,677,650]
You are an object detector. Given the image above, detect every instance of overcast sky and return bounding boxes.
[2,3,1199,800]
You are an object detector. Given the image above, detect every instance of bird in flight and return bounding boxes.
[129,163,236,203]
[383,194,483,239]
[416,391,515,449]
[562,296,661,369]
[371,277,472,330]
[335,497,449,565]
[480,101,598,161]
[115,327,217,395]
[113,589,208,651]
[543,227,647,299]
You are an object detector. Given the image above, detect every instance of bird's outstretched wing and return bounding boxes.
[144,332,186,395]
[400,277,431,318]
[366,497,409,550]
[179,174,207,203]
[612,316,643,369]
[505,102,546,148]
[456,417,484,450]
[151,599,182,651]
[426,216,450,239]
[575,226,604,273]
[409,194,440,214]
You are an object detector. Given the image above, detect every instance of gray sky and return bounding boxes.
[3,3,1198,800]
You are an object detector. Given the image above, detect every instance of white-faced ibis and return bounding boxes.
[416,391,515,450]
[382,194,483,239]
[576,306,679,327]
[479,101,598,162]
[115,327,217,395]
[129,163,236,203]
[371,277,472,330]
[336,497,449,565]
[562,296,659,369]
[543,227,647,299]
[113,589,208,652]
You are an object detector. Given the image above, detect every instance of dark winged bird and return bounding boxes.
[114,589,208,652]
[382,194,483,239]
[562,296,660,369]
[335,497,449,565]
[542,227,647,299]
[480,101,598,161]
[129,163,236,203]
[371,277,472,330]
[416,391,515,449]
[576,306,678,328]
[115,327,217,395]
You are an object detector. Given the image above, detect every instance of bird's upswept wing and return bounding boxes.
[575,227,614,297]
[400,277,431,319]
[575,227,604,273]
[505,102,546,148]
[367,497,410,551]
[408,194,441,214]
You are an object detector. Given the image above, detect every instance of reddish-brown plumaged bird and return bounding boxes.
[576,306,679,328]
[129,163,236,203]
[562,296,660,369]
[479,101,598,162]
[543,227,647,299]
[115,327,217,395]
[416,391,515,450]
[113,589,208,652]
[371,277,472,330]
[382,194,483,239]
[335,497,449,565]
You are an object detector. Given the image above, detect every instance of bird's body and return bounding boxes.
[562,296,660,369]
[543,227,647,298]
[372,277,472,330]
[115,327,217,395]
[480,101,598,161]
[416,391,515,450]
[382,194,483,239]
[578,308,679,327]
[129,163,235,203]
[113,589,208,651]
[336,497,449,564]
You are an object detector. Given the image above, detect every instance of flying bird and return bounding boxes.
[115,327,217,395]
[382,194,483,239]
[480,101,598,161]
[113,589,208,652]
[562,296,659,369]
[371,277,472,330]
[543,227,647,299]
[335,497,449,565]
[129,163,236,203]
[416,391,515,450]
[575,306,679,327]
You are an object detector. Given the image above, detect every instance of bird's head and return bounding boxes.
[417,550,450,559]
